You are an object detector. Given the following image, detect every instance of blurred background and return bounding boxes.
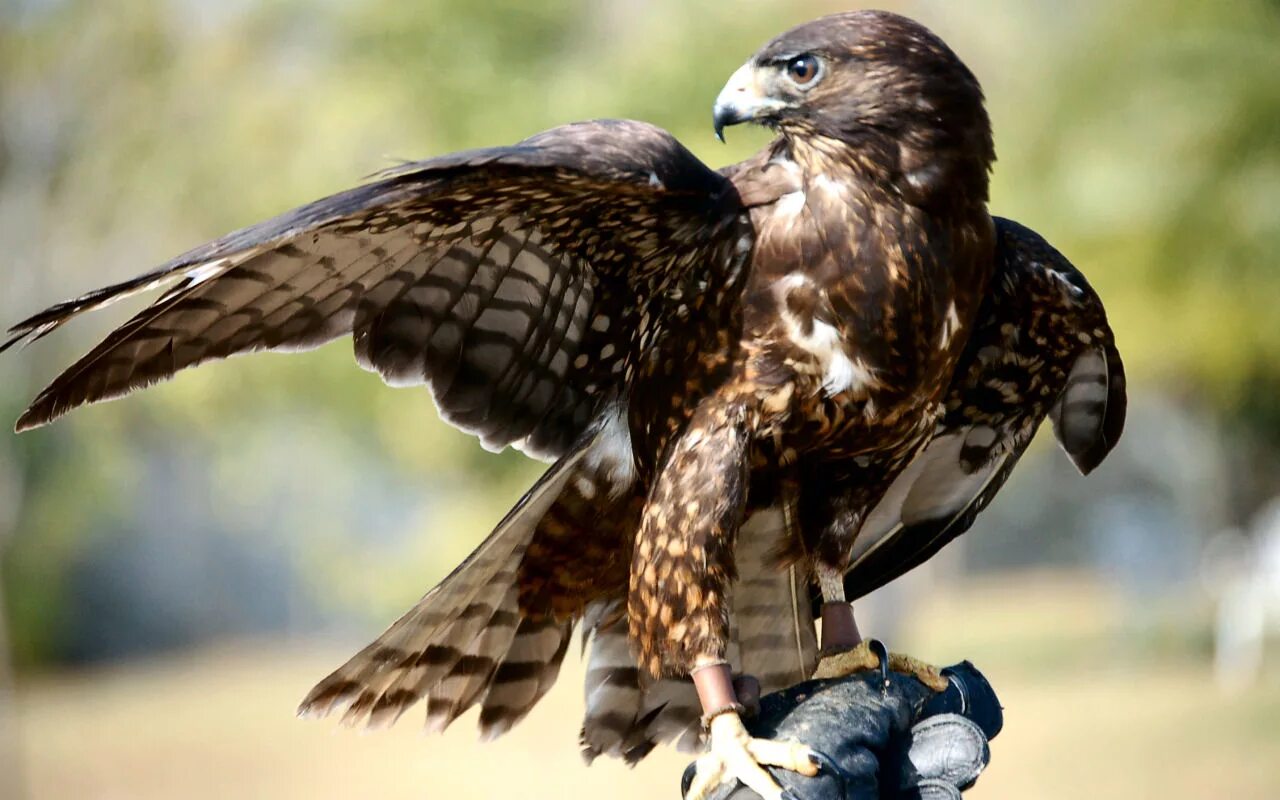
[1,0,1278,797]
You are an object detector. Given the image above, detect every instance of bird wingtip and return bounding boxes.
[13,409,43,434]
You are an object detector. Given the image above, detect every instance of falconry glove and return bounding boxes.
[681,660,1003,800]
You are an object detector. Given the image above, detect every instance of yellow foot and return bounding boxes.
[683,711,818,800]
[812,639,949,692]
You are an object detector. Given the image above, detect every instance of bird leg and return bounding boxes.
[811,565,948,691]
[683,661,818,800]
[816,563,863,653]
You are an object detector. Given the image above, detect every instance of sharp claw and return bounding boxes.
[807,750,840,776]
[808,749,851,796]
[690,713,819,800]
[868,638,891,692]
[946,669,967,713]
[681,763,697,797]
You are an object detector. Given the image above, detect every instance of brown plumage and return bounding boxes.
[575,217,1127,760]
[624,10,997,679]
[3,9,1124,769]
[580,508,817,764]
[834,217,1126,603]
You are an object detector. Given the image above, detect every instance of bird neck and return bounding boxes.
[775,128,991,217]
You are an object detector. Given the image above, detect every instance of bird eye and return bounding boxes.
[785,54,820,87]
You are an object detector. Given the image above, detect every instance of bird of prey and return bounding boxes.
[3,11,1125,800]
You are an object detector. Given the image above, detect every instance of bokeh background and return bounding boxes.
[2,0,1279,797]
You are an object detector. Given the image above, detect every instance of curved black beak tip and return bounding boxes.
[712,104,740,144]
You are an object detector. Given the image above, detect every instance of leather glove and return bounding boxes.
[681,658,1003,800]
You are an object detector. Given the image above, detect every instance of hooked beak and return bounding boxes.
[712,62,787,142]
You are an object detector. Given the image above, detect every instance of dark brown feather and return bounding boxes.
[837,216,1126,601]
[6,120,746,459]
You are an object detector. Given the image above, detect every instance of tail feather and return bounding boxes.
[631,670,703,756]
[421,587,520,733]
[336,575,524,729]
[579,602,702,764]
[733,508,817,691]
[477,617,574,739]
[298,434,590,728]
[360,575,524,729]
[578,507,817,764]
[580,612,642,761]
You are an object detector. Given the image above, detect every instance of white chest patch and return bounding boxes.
[809,173,846,201]
[811,324,874,396]
[775,190,806,220]
[774,274,875,397]
[767,157,806,223]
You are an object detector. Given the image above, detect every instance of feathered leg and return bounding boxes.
[809,564,946,690]
[810,553,945,691]
[806,487,947,691]
[627,401,817,800]
[684,663,818,800]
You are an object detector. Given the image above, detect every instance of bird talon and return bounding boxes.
[807,749,851,791]
[683,712,818,800]
[886,651,950,692]
[868,638,891,692]
[811,639,947,692]
[807,750,836,773]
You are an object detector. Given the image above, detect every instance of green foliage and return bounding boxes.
[991,0,1280,423]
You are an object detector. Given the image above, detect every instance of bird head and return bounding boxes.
[713,10,995,202]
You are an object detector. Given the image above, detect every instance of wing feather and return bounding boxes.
[841,217,1126,600]
[5,120,747,460]
[297,429,594,726]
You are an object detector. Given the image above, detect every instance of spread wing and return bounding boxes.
[840,217,1127,600]
[4,119,748,458]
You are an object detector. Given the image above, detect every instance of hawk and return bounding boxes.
[3,11,1124,800]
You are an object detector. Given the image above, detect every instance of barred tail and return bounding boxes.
[1052,339,1126,475]
[579,507,816,763]
[297,433,591,733]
